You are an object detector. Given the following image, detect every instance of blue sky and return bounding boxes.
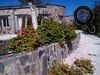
[0,0,99,15]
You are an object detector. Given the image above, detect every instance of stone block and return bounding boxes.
[31,64,35,74]
[32,51,39,62]
[19,54,29,66]
[39,50,44,59]
[42,55,48,75]
[0,62,4,73]
[24,65,30,74]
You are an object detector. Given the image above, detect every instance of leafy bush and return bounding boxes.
[8,27,40,52]
[7,20,77,52]
[92,3,100,37]
[74,24,89,33]
[74,59,94,74]
[48,61,70,75]
[37,20,77,45]
[69,66,85,75]
[48,59,94,75]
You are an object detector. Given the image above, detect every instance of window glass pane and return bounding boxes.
[0,19,2,28]
[7,18,9,26]
[3,17,9,27]
[3,18,6,27]
[27,15,32,26]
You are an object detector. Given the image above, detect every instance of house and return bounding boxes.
[0,4,65,34]
[64,15,74,25]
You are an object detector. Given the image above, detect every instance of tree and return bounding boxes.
[19,0,52,30]
[19,0,42,5]
[19,0,39,30]
[92,2,100,37]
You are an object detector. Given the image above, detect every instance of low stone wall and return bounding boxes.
[0,32,80,75]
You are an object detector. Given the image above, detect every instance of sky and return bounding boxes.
[0,0,99,15]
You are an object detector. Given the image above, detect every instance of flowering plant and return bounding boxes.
[37,20,77,45]
[8,26,40,52]
[48,59,94,75]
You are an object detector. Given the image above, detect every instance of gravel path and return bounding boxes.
[64,31,100,75]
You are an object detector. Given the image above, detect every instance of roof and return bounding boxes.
[0,4,65,10]
[0,5,29,10]
[45,4,66,8]
[0,5,46,10]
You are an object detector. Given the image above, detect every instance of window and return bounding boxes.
[0,16,9,27]
[27,15,32,26]
[0,19,2,28]
[58,15,63,20]
[17,15,32,29]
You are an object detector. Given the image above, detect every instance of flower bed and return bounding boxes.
[7,20,77,53]
[48,59,94,75]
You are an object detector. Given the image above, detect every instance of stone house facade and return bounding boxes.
[46,5,65,23]
[64,16,74,25]
[0,4,65,34]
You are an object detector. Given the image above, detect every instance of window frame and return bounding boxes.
[0,16,9,28]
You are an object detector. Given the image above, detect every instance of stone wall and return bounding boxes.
[46,5,65,23]
[64,16,74,25]
[0,32,80,75]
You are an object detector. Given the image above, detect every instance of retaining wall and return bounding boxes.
[0,32,80,75]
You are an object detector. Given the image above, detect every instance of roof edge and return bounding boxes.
[45,4,66,8]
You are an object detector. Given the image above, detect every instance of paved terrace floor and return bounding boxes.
[0,34,17,40]
[64,31,100,75]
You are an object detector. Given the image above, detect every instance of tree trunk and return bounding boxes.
[28,2,38,30]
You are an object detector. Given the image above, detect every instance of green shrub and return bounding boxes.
[48,59,94,75]
[74,24,89,32]
[48,61,70,75]
[8,27,40,52]
[37,20,77,45]
[74,59,94,74]
[92,3,100,37]
[7,20,77,52]
[69,66,87,75]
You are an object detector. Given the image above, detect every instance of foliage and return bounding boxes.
[8,19,76,53]
[74,59,94,74]
[37,20,77,45]
[48,59,94,75]
[92,2,100,37]
[19,0,51,5]
[74,23,89,33]
[8,27,40,52]
[48,61,70,75]
[69,66,85,75]
[75,2,100,36]
[37,15,44,25]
